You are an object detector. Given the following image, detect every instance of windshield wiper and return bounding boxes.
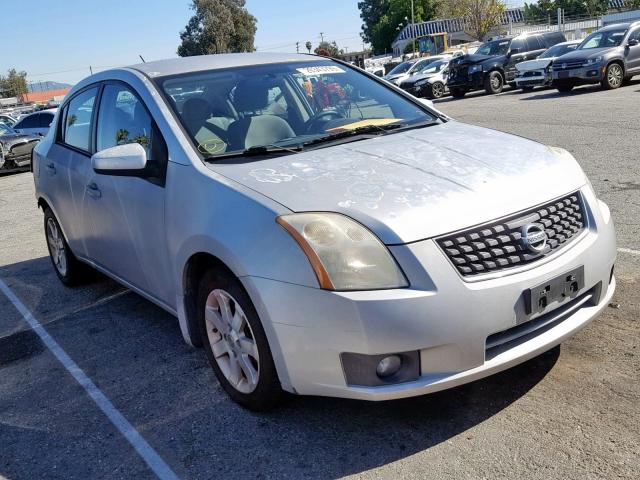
[303,123,404,148]
[205,143,304,161]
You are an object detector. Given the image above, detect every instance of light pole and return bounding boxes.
[410,0,415,56]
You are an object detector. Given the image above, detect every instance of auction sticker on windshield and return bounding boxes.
[327,118,401,132]
[297,66,346,76]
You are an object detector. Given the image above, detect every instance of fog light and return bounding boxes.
[376,355,402,378]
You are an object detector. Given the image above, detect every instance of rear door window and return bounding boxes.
[38,112,54,128]
[63,87,98,152]
[16,114,39,129]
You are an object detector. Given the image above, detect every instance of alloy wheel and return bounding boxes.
[431,82,444,98]
[491,74,502,91]
[204,289,260,394]
[46,218,67,276]
[607,64,623,88]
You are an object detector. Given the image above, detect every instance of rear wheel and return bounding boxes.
[484,71,504,94]
[450,87,466,98]
[44,208,91,286]
[197,268,284,411]
[601,63,624,90]
[427,81,446,99]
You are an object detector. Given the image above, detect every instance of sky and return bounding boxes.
[2,0,364,86]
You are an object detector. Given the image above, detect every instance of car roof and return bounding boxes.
[599,21,638,31]
[128,52,324,78]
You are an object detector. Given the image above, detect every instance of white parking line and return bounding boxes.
[0,278,180,480]
[618,247,640,256]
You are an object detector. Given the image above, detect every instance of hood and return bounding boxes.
[516,58,553,72]
[552,47,612,63]
[402,71,441,86]
[0,133,39,146]
[208,122,587,244]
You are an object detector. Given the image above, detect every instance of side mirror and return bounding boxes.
[628,39,639,47]
[92,142,148,176]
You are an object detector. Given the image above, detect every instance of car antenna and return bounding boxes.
[139,55,146,63]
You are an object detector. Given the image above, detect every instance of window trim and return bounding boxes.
[55,83,102,157]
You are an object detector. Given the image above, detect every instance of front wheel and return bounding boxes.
[198,269,284,411]
[427,81,446,99]
[44,208,91,286]
[484,71,504,94]
[601,63,624,90]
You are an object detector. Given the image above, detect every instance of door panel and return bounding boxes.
[83,83,172,304]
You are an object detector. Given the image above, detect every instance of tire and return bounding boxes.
[601,62,624,90]
[484,71,504,94]
[44,208,91,286]
[450,87,466,98]
[521,86,534,93]
[197,268,284,411]
[427,81,446,99]
[556,82,575,93]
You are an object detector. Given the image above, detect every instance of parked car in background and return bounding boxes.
[552,21,640,92]
[515,40,580,91]
[13,109,57,137]
[448,31,567,97]
[0,122,39,171]
[399,58,451,99]
[34,53,616,411]
[0,114,18,127]
[384,56,442,85]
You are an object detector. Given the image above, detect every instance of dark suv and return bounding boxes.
[447,31,567,97]
[552,21,640,92]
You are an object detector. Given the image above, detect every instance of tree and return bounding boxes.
[314,41,341,57]
[358,0,439,54]
[438,0,506,41]
[177,0,257,56]
[0,69,28,98]
[305,41,312,54]
[524,0,610,23]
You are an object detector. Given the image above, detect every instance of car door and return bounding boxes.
[505,37,528,82]
[37,111,55,136]
[45,86,100,258]
[13,113,39,136]
[83,81,173,304]
[626,28,640,73]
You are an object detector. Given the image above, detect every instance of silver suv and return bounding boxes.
[33,53,617,410]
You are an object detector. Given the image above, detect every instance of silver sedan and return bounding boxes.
[33,53,616,410]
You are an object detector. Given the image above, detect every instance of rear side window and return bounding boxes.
[96,84,154,158]
[526,36,544,51]
[63,87,98,152]
[38,112,54,128]
[543,32,566,48]
[16,114,39,129]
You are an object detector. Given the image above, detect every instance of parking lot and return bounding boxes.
[1,82,639,480]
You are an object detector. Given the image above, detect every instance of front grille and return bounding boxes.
[436,192,586,277]
[522,71,540,78]
[553,61,583,71]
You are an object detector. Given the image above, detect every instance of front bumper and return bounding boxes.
[447,70,484,91]
[516,70,551,88]
[244,187,616,400]
[552,65,605,83]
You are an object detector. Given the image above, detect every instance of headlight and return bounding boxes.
[277,213,408,291]
[583,56,602,66]
[468,64,482,74]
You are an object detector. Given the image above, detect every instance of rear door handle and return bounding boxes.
[86,182,102,199]
[46,162,56,175]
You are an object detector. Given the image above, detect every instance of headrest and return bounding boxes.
[233,78,274,113]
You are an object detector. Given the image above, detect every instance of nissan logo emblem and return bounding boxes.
[521,223,548,254]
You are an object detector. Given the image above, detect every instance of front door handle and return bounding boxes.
[86,182,102,199]
[46,162,56,175]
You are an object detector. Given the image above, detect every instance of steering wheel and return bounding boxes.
[306,110,345,133]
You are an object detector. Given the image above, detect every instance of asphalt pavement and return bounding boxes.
[1,81,638,480]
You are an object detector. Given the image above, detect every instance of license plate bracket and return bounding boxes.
[525,266,585,315]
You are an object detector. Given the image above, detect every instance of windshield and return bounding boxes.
[475,39,511,56]
[160,60,436,159]
[0,123,16,135]
[387,61,414,75]
[417,60,448,74]
[540,43,578,58]
[579,29,627,49]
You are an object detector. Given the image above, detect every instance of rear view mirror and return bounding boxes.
[92,143,148,176]
[628,39,639,47]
